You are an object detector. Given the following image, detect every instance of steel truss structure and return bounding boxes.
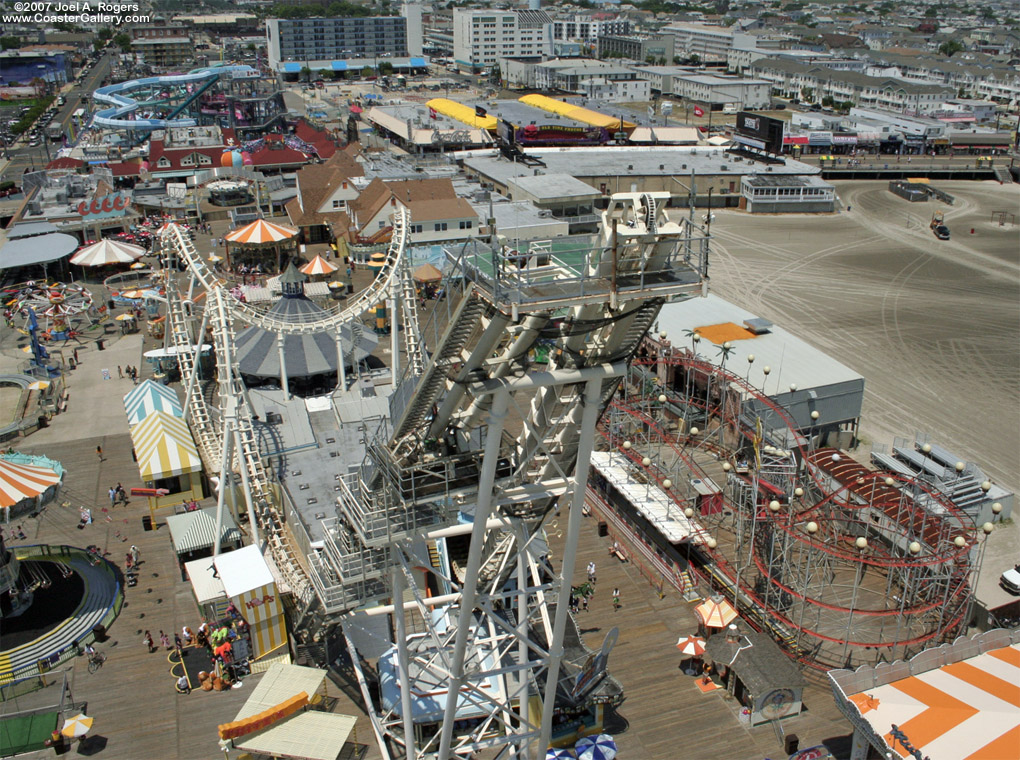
[160,196,710,759]
[598,351,984,672]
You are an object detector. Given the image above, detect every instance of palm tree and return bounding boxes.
[715,341,734,444]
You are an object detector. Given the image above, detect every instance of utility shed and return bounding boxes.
[705,625,805,726]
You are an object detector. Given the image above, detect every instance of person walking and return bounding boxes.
[612,588,621,611]
[160,631,171,650]
[143,630,155,653]
[117,484,127,504]
[130,545,139,565]
[96,445,103,461]
[174,632,183,650]
[587,561,596,584]
[108,486,117,507]
[73,348,79,363]
[117,365,123,378]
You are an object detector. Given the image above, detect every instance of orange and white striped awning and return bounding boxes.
[695,597,738,628]
[299,255,337,276]
[225,219,298,245]
[0,457,62,508]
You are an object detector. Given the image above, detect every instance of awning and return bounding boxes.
[130,410,202,481]
[123,379,184,426]
[628,126,700,144]
[949,133,1012,145]
[166,507,240,556]
[184,555,227,605]
[409,57,427,67]
[283,63,302,73]
[783,135,809,145]
[330,61,347,71]
[235,664,327,721]
[234,712,356,760]
[0,456,62,508]
[0,233,80,269]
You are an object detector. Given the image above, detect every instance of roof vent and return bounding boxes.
[743,317,773,335]
[627,164,633,170]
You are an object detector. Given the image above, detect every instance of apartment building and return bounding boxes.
[749,58,952,113]
[598,34,675,64]
[661,23,736,63]
[267,16,408,69]
[552,15,629,45]
[631,67,771,109]
[132,37,193,69]
[453,9,553,73]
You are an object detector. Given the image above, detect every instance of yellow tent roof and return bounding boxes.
[426,98,498,131]
[518,94,636,131]
[131,410,202,481]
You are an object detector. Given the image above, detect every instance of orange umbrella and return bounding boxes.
[300,254,338,276]
[676,634,706,656]
[694,597,738,628]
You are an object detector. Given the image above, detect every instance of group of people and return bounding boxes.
[117,365,140,383]
[0,525,28,541]
[107,484,128,507]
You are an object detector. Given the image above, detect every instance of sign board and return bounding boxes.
[661,101,673,115]
[571,626,618,701]
[77,191,131,219]
[735,112,785,155]
[166,183,188,199]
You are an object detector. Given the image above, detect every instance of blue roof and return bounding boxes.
[283,62,302,73]
[331,61,347,71]
[409,57,426,67]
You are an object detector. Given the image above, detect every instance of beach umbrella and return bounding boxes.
[676,634,706,656]
[546,748,576,760]
[130,261,147,269]
[115,313,136,321]
[70,239,144,266]
[61,713,93,739]
[299,254,338,276]
[575,734,617,760]
[695,597,738,629]
[208,254,223,263]
[27,380,51,390]
[22,346,34,353]
[120,290,145,300]
[327,280,344,289]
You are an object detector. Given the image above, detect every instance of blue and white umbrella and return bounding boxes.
[546,748,576,760]
[575,733,618,760]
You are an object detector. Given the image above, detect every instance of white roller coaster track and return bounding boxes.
[158,208,412,608]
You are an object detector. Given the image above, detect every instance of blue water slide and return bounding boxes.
[92,65,258,131]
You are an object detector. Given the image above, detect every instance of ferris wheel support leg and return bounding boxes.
[437,389,510,760]
[213,415,235,558]
[182,307,210,414]
[336,328,347,391]
[539,377,603,751]
[391,556,417,760]
[277,334,290,399]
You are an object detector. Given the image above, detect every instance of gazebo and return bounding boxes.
[224,219,299,274]
[412,262,443,283]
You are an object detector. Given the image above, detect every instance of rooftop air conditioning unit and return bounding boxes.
[627,164,633,170]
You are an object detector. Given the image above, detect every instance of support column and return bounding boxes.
[336,327,347,391]
[389,288,400,383]
[539,377,602,750]
[277,333,289,398]
[850,727,870,760]
[212,415,234,557]
[392,559,416,760]
[437,390,510,760]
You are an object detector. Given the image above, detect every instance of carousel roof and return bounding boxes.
[0,456,62,508]
[70,239,145,266]
[234,295,377,380]
[225,219,298,245]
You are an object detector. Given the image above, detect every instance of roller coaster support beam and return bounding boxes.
[539,376,604,751]
[212,411,235,558]
[437,389,510,760]
[336,328,347,391]
[278,334,289,398]
[392,558,416,760]
[182,307,210,416]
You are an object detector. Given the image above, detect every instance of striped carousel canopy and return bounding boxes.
[225,219,298,245]
[123,380,184,426]
[130,411,202,481]
[0,457,62,508]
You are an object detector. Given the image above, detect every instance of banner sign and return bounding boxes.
[77,191,131,219]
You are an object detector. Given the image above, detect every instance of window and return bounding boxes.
[434,222,448,231]
[156,156,171,168]
[332,199,343,209]
[378,221,386,229]
[459,220,473,229]
[410,224,423,234]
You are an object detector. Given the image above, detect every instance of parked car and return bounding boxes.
[1001,564,1020,595]
[933,224,951,240]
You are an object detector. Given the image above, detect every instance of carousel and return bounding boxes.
[224,219,299,274]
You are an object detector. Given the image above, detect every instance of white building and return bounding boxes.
[453,9,553,73]
[661,23,737,63]
[847,108,945,139]
[552,15,629,45]
[631,67,771,109]
[503,58,649,100]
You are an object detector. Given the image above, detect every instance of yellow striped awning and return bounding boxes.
[130,410,202,481]
[426,98,498,131]
[518,93,636,131]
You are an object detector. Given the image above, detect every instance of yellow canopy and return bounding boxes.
[131,410,202,481]
[426,98,498,131]
[518,93,636,131]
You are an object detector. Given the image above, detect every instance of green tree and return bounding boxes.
[1,36,21,51]
[361,65,374,79]
[300,65,312,81]
[924,6,938,16]
[801,86,814,102]
[98,28,114,40]
[378,61,394,75]
[938,40,964,56]
[317,68,332,80]
[113,32,132,53]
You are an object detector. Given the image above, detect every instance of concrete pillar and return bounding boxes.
[277,333,289,398]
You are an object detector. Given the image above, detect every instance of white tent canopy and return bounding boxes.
[70,239,145,266]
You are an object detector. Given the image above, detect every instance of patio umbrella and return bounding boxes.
[70,239,144,266]
[27,380,51,390]
[115,313,136,321]
[412,262,443,282]
[208,254,223,262]
[300,254,338,276]
[575,734,617,760]
[695,597,738,629]
[546,749,576,760]
[327,280,344,289]
[130,261,147,270]
[120,290,145,300]
[60,713,93,739]
[676,634,706,656]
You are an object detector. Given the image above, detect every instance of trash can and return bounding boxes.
[108,299,116,311]
[92,624,107,642]
[96,338,105,351]
[142,514,153,532]
[784,734,799,755]
[597,521,609,538]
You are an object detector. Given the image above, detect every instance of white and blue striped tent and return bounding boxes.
[123,380,184,426]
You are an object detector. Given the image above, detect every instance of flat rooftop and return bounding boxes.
[507,173,601,201]
[479,99,591,129]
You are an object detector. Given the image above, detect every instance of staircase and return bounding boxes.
[993,166,1013,184]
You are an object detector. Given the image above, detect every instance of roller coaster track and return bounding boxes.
[158,208,412,610]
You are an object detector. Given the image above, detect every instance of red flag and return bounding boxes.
[693,105,704,117]
[429,107,438,120]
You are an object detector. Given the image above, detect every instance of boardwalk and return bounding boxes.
[547,508,856,760]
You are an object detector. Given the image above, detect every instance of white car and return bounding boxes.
[1001,564,1020,595]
